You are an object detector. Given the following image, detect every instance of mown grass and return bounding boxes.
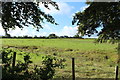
[1,38,118,78]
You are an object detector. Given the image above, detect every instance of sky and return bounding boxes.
[0,2,98,38]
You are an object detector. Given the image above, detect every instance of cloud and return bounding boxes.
[80,5,89,12]
[8,27,30,37]
[52,26,78,37]
[0,23,32,37]
[6,24,51,37]
[0,24,5,36]
[0,24,98,38]
[0,23,78,37]
[39,2,74,15]
[83,34,98,38]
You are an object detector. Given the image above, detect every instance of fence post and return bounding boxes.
[72,58,75,80]
[115,65,119,80]
[12,52,16,68]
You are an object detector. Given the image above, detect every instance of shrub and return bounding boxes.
[33,55,66,80]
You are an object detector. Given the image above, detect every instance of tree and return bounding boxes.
[72,2,120,78]
[1,1,59,36]
[72,2,120,43]
[34,35,38,38]
[73,34,82,38]
[63,35,69,38]
[48,33,58,39]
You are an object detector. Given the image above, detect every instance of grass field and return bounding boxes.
[1,38,119,78]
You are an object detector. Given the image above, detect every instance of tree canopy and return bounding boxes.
[48,33,58,38]
[1,1,59,36]
[72,2,120,43]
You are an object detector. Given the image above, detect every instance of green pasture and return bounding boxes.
[2,38,117,52]
[1,38,119,78]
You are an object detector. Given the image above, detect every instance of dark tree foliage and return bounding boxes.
[72,2,120,43]
[48,33,58,38]
[1,1,59,35]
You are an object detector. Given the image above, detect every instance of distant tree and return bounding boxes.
[48,33,58,39]
[13,36,17,38]
[1,1,59,36]
[73,34,79,38]
[73,34,82,38]
[59,36,63,38]
[39,36,47,39]
[23,35,29,38]
[28,36,33,38]
[17,36,23,38]
[72,2,120,78]
[44,36,49,39]
[34,35,38,38]
[1,36,6,38]
[63,35,69,38]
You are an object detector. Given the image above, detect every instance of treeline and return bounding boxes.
[1,33,84,39]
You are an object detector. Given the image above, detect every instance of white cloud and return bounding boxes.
[0,24,5,36]
[1,24,78,37]
[8,27,29,37]
[0,24,97,38]
[39,2,74,15]
[83,34,98,38]
[52,26,78,37]
[0,24,32,37]
[80,5,89,12]
[6,24,51,37]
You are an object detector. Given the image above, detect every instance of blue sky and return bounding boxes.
[0,2,98,38]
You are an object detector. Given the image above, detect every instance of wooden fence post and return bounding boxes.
[12,52,16,68]
[116,41,120,80]
[115,65,119,80]
[72,58,75,80]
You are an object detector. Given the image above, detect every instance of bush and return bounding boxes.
[33,55,66,80]
[2,48,33,80]
[1,48,66,80]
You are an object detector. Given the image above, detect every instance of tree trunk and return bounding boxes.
[4,28,8,36]
[4,28,10,37]
[4,28,11,37]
